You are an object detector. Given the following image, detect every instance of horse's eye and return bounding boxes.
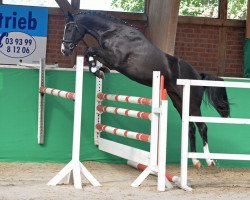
[69,43,75,49]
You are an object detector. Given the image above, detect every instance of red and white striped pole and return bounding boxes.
[96,105,151,120]
[97,93,152,106]
[127,160,191,187]
[96,123,150,142]
[40,86,75,100]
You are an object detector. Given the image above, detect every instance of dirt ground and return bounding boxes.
[0,162,250,200]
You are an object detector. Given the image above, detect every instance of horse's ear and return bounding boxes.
[65,11,74,22]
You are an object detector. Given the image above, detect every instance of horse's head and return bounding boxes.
[61,12,86,56]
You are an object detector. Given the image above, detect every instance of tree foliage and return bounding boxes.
[111,0,145,13]
[111,0,247,20]
[227,0,247,20]
[179,0,219,18]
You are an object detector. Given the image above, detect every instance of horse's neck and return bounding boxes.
[78,15,113,40]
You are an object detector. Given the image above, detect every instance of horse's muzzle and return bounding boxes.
[61,43,73,56]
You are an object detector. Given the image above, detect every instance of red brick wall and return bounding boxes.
[175,23,245,77]
[225,27,245,77]
[46,15,73,68]
[46,14,245,77]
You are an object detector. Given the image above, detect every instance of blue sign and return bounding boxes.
[0,5,48,64]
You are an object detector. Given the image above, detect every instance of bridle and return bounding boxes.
[62,21,84,50]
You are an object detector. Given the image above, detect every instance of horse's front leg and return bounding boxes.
[85,47,112,79]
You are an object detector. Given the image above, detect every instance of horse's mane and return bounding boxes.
[73,10,133,27]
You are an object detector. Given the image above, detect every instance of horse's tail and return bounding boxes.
[200,73,230,117]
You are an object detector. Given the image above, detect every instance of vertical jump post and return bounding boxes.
[38,56,100,189]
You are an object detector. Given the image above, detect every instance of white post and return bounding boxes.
[157,99,172,191]
[70,56,84,189]
[72,57,84,162]
[180,82,192,191]
[131,71,161,189]
[38,58,45,144]
[149,71,161,169]
[94,76,103,145]
[47,56,101,189]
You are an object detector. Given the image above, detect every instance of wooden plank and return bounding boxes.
[99,138,150,165]
[178,16,246,28]
[247,0,250,38]
[108,11,147,21]
[146,0,180,55]
[217,0,228,76]
[71,0,80,10]
[54,0,74,13]
[219,0,227,20]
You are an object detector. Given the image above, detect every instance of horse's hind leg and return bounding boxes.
[168,91,201,168]
[195,121,215,167]
[189,122,201,169]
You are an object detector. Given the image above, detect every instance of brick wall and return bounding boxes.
[46,14,245,77]
[46,15,76,68]
[175,24,220,74]
[225,27,245,77]
[175,23,245,77]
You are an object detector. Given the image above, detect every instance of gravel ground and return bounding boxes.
[0,162,250,200]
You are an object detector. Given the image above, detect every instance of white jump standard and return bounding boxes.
[38,56,100,189]
[177,79,250,191]
[95,71,172,191]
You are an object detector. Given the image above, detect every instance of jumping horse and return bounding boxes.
[61,11,230,168]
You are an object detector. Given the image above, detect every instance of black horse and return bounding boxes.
[61,11,230,168]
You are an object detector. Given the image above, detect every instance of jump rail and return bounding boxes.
[39,86,75,100]
[127,160,191,188]
[38,56,100,189]
[96,105,151,120]
[97,93,152,106]
[95,71,174,192]
[177,78,250,191]
[96,123,151,142]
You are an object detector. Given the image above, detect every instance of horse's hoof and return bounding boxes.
[192,159,201,169]
[194,162,201,169]
[207,159,216,167]
[96,70,105,79]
